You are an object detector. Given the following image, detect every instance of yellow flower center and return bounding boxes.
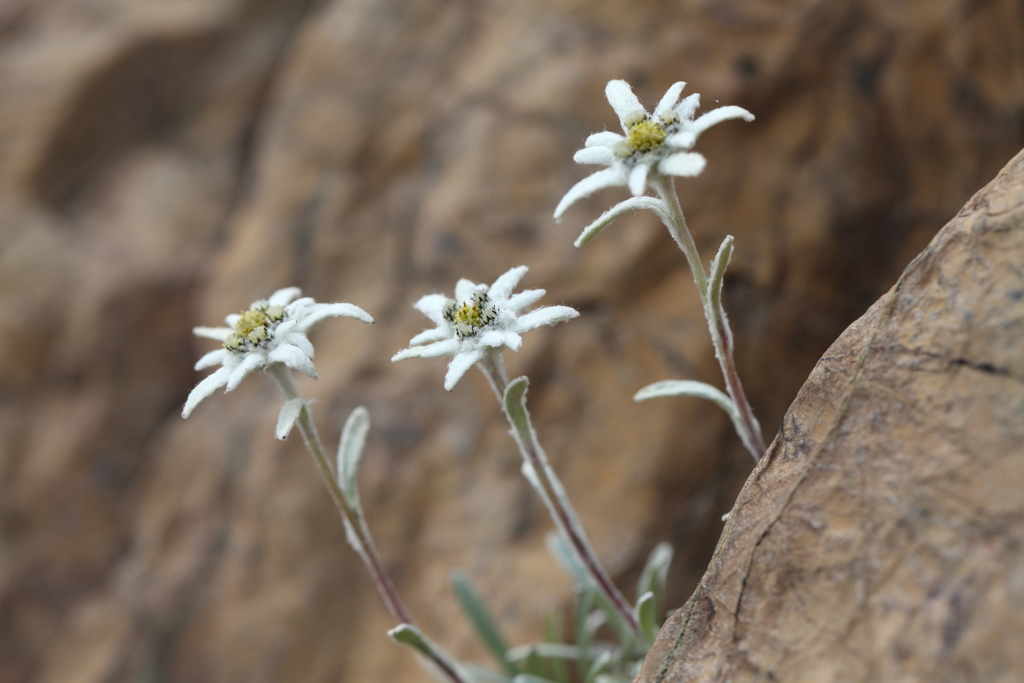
[236,310,269,338]
[627,119,667,153]
[224,304,285,351]
[443,291,498,340]
[452,301,484,328]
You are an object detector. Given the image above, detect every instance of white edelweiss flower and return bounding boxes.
[553,79,754,222]
[392,266,578,391]
[182,287,373,418]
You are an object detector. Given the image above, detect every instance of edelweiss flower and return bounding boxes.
[392,266,578,390]
[182,287,373,417]
[554,79,754,222]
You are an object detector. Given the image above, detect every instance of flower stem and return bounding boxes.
[651,177,767,461]
[266,364,414,625]
[264,366,469,683]
[476,352,644,641]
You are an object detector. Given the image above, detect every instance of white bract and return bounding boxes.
[392,266,578,390]
[182,287,373,418]
[553,79,753,238]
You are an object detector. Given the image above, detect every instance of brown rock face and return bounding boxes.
[639,148,1024,683]
[0,1,1022,682]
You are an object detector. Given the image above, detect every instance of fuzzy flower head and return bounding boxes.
[554,80,754,229]
[392,266,578,391]
[182,287,372,417]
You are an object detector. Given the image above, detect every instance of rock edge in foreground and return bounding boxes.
[639,148,1024,683]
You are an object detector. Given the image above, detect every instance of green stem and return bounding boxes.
[476,352,644,641]
[651,177,767,461]
[267,365,470,683]
[266,364,414,625]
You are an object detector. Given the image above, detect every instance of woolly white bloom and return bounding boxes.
[182,287,372,418]
[392,266,578,391]
[554,79,754,230]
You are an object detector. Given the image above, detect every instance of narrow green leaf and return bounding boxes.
[634,378,750,452]
[507,643,583,663]
[636,542,673,617]
[574,583,596,675]
[594,675,632,683]
[574,197,669,247]
[583,609,607,643]
[636,591,658,644]
[506,380,575,538]
[336,406,370,509]
[546,532,588,586]
[387,624,472,683]
[521,648,547,678]
[543,612,569,683]
[451,570,517,676]
[707,235,734,312]
[634,380,738,419]
[503,376,533,453]
[464,663,512,683]
[584,650,613,683]
[275,397,305,440]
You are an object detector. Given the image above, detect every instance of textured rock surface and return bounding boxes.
[1,1,1022,682]
[639,148,1024,683]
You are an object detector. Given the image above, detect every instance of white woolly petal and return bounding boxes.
[182,366,231,418]
[413,294,452,324]
[503,330,524,350]
[585,131,624,148]
[655,81,686,117]
[195,348,228,371]
[605,80,645,130]
[287,297,316,310]
[269,344,318,379]
[628,164,650,196]
[665,131,697,149]
[275,398,305,440]
[392,338,461,361]
[573,146,615,165]
[454,279,483,303]
[553,166,628,220]
[268,287,302,307]
[444,350,485,391]
[574,197,668,247]
[283,298,315,320]
[409,327,450,346]
[274,320,298,338]
[659,152,707,177]
[489,266,529,301]
[279,331,315,358]
[513,305,579,332]
[675,93,701,121]
[690,105,754,135]
[504,288,546,312]
[478,328,522,351]
[477,329,505,348]
[224,314,241,326]
[193,326,233,341]
[296,303,373,332]
[226,352,265,391]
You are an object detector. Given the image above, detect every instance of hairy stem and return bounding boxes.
[267,364,414,625]
[651,177,767,461]
[476,352,644,640]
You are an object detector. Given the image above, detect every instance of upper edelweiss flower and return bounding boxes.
[553,79,754,220]
[182,287,373,417]
[392,266,578,390]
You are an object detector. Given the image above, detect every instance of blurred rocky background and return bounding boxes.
[0,0,1021,682]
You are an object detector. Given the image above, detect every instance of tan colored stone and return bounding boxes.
[639,149,1024,683]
